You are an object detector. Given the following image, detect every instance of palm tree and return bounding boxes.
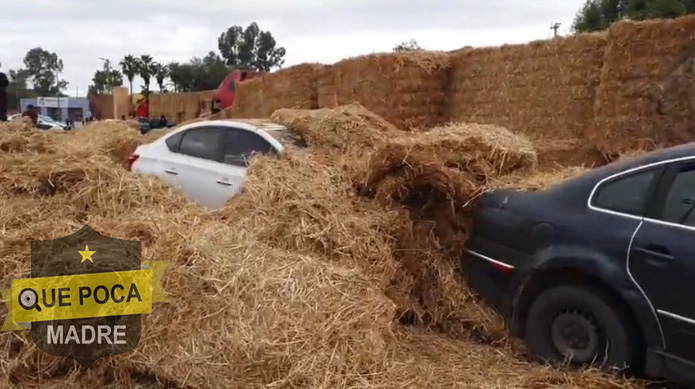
[119,55,138,115]
[137,55,156,96]
[153,62,169,92]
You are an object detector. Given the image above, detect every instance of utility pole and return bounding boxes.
[98,57,111,72]
[550,22,562,38]
[98,57,112,94]
[56,78,63,121]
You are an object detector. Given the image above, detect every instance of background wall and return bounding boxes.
[149,90,215,123]
[149,14,695,163]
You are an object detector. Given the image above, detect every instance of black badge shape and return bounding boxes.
[29,224,142,369]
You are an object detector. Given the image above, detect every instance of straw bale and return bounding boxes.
[149,91,214,122]
[352,120,535,338]
[0,120,143,167]
[591,15,695,154]
[0,118,59,153]
[147,93,166,118]
[322,51,451,130]
[216,149,507,343]
[356,122,537,254]
[533,138,608,170]
[89,94,115,119]
[270,102,402,151]
[223,63,324,118]
[197,89,215,114]
[447,33,607,141]
[113,87,130,120]
[491,165,589,192]
[316,65,337,108]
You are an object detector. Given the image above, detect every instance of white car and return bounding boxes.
[8,113,67,130]
[128,120,307,209]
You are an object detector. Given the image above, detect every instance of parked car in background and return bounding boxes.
[39,115,71,130]
[128,120,307,208]
[136,117,177,134]
[7,113,67,130]
[462,143,695,386]
[137,117,152,134]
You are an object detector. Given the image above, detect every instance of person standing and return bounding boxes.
[158,114,168,128]
[21,104,38,126]
[0,62,9,121]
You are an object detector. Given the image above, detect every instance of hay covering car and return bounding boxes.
[0,103,651,388]
[7,113,67,130]
[129,119,307,208]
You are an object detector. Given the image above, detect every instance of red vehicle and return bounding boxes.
[134,98,148,118]
[211,70,265,113]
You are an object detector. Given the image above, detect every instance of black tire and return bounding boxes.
[524,284,641,373]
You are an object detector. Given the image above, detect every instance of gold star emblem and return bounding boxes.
[79,245,95,263]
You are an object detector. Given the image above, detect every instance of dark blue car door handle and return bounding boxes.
[634,245,673,263]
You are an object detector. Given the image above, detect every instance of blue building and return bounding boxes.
[20,97,90,122]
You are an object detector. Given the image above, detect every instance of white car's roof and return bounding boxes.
[170,119,307,150]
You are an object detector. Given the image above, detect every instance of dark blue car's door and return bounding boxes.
[630,159,695,365]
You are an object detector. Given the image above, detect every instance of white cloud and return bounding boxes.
[0,0,584,96]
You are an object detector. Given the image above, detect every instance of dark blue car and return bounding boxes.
[463,143,695,385]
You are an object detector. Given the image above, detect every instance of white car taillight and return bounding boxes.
[127,154,139,171]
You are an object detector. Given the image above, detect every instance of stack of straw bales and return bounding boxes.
[319,52,451,130]
[447,34,607,165]
[591,15,695,156]
[88,94,115,119]
[149,90,216,122]
[0,111,644,388]
[154,14,695,165]
[224,64,324,118]
[316,65,336,108]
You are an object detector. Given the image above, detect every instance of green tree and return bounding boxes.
[6,69,37,112]
[393,39,422,52]
[191,52,231,90]
[88,60,123,95]
[21,47,68,95]
[8,69,30,90]
[136,54,156,96]
[168,52,231,92]
[153,62,169,92]
[168,62,190,92]
[217,22,286,71]
[119,55,139,94]
[573,1,608,32]
[573,0,695,32]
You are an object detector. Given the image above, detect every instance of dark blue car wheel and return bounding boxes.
[524,285,641,374]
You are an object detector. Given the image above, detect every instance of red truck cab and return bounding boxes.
[211,70,265,113]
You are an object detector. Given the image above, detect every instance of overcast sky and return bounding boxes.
[1,0,585,97]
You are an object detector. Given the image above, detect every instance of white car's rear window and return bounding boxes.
[267,129,308,149]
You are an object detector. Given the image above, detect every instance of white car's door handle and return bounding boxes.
[164,169,178,175]
[216,180,233,186]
